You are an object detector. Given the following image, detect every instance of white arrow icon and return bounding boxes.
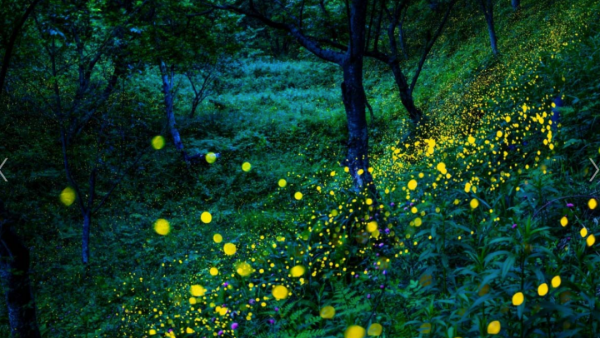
[0,158,6,182]
[591,158,599,182]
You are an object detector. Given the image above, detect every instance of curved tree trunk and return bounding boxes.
[0,204,41,338]
[389,61,422,125]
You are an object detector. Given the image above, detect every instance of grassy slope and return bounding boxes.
[1,0,599,336]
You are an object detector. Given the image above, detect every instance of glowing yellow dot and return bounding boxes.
[512,292,524,306]
[295,192,303,200]
[470,199,479,209]
[186,328,195,334]
[551,276,561,288]
[345,325,366,338]
[149,329,157,335]
[408,179,417,190]
[367,221,378,233]
[242,162,251,172]
[320,306,335,319]
[487,321,501,335]
[414,217,422,227]
[367,323,383,336]
[59,187,76,206]
[201,211,212,224]
[154,219,170,236]
[209,267,218,276]
[272,285,289,300]
[580,227,588,238]
[205,152,217,163]
[278,179,287,187]
[290,265,305,277]
[560,216,568,227]
[151,135,165,150]
[587,234,596,247]
[213,233,223,243]
[224,243,237,255]
[538,283,549,296]
[589,198,597,210]
[190,285,206,297]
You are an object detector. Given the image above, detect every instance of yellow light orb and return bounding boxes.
[512,292,524,306]
[345,325,366,338]
[151,135,165,150]
[205,152,217,164]
[242,162,251,172]
[59,187,76,206]
[201,211,212,224]
[560,216,568,227]
[487,320,501,335]
[470,198,479,209]
[295,192,303,200]
[209,267,219,276]
[408,179,417,190]
[278,179,287,187]
[538,283,549,296]
[154,219,170,236]
[272,285,289,300]
[190,284,206,297]
[587,234,596,247]
[236,262,253,277]
[580,227,588,238]
[290,265,305,277]
[589,198,597,210]
[368,323,383,336]
[213,233,223,243]
[367,221,378,233]
[320,305,335,319]
[224,243,237,255]
[551,276,561,288]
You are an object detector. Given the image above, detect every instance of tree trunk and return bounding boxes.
[389,61,422,125]
[480,0,499,55]
[0,206,41,338]
[82,212,91,264]
[0,0,43,96]
[340,60,374,194]
[485,15,499,55]
[159,61,187,157]
[511,0,520,10]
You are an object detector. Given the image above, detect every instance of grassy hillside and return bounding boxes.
[1,0,600,336]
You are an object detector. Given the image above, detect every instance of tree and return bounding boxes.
[137,2,235,164]
[0,0,44,95]
[366,0,459,129]
[30,0,151,263]
[0,201,41,338]
[478,0,499,55]
[216,0,375,192]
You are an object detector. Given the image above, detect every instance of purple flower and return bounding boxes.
[512,224,517,229]
[231,323,239,330]
[390,202,395,207]
[567,203,574,208]
[249,299,255,304]
[380,284,385,289]
[223,282,229,287]
[268,319,275,324]
[383,270,387,275]
[218,330,223,336]
[275,307,279,312]
[367,294,371,299]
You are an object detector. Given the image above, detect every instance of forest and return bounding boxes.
[1,0,599,337]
